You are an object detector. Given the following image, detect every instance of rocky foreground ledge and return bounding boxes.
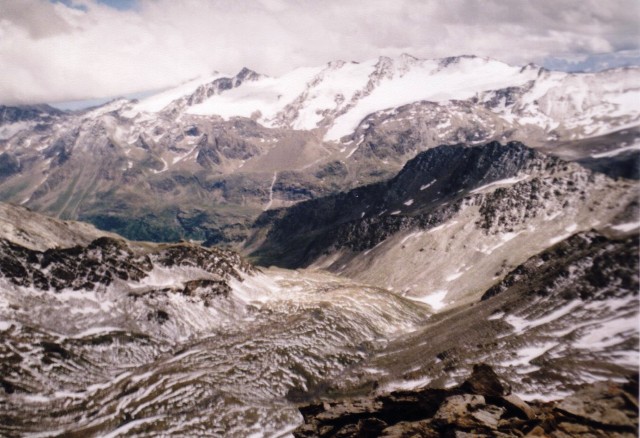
[294,364,639,437]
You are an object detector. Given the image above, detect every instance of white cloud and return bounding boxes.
[0,0,638,105]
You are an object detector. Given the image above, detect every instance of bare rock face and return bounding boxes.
[293,365,639,437]
[433,394,505,430]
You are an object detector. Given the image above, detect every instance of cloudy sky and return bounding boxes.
[1,0,638,105]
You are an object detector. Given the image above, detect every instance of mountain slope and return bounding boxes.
[325,230,638,403]
[0,202,433,436]
[0,177,637,436]
[248,141,638,306]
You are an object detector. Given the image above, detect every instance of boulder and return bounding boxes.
[556,381,638,428]
[459,363,507,397]
[434,394,505,430]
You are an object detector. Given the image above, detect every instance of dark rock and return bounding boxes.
[147,309,169,324]
[0,104,62,125]
[184,126,200,136]
[294,366,639,437]
[0,152,21,178]
[433,394,494,428]
[250,141,562,268]
[357,417,388,435]
[501,393,536,420]
[481,231,639,302]
[315,161,349,179]
[459,363,506,397]
[0,378,15,394]
[40,341,71,360]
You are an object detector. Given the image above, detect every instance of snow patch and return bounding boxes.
[469,176,528,194]
[501,341,558,367]
[428,221,458,233]
[264,172,278,211]
[506,300,583,334]
[409,289,448,311]
[384,375,432,391]
[420,180,436,191]
[573,315,639,349]
[400,231,423,245]
[479,231,522,254]
[590,142,640,158]
[72,326,126,338]
[611,221,640,232]
[548,232,573,245]
[518,389,573,403]
[151,157,168,174]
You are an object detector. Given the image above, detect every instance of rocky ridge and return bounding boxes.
[0,202,435,436]
[294,364,639,437]
[0,235,250,300]
[249,141,560,265]
[248,141,637,306]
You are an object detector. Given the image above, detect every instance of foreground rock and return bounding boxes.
[294,364,639,437]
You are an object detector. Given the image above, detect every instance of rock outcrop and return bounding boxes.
[294,364,639,437]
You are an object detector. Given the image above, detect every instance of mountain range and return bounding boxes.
[0,55,638,244]
[0,54,638,436]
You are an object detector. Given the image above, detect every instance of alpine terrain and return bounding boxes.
[0,54,638,437]
[0,55,638,243]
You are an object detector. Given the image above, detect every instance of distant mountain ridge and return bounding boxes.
[0,54,638,244]
[129,54,640,143]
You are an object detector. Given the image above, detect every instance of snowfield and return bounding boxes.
[123,54,640,144]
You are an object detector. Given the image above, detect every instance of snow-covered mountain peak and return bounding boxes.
[235,66,262,81]
[178,54,537,134]
[371,54,421,80]
[326,59,349,70]
[109,54,640,146]
[81,97,132,119]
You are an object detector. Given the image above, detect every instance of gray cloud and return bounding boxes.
[0,0,638,105]
[0,0,73,39]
